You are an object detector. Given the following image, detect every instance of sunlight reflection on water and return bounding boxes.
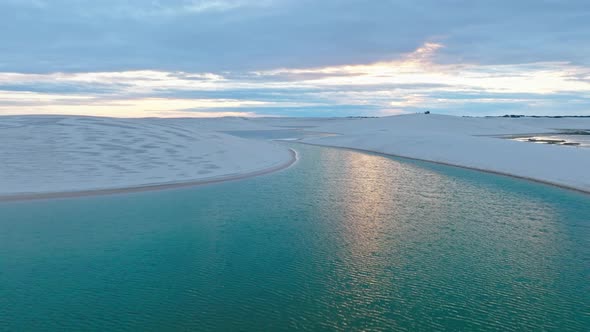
[0,143,588,331]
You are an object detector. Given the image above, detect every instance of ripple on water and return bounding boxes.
[0,143,589,331]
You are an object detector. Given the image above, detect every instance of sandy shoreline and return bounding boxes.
[2,114,589,200]
[300,142,590,195]
[0,116,298,197]
[1,141,588,204]
[0,148,297,203]
[296,114,590,193]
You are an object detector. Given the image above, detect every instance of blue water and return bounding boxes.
[1,143,589,331]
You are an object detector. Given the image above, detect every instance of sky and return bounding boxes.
[0,0,589,118]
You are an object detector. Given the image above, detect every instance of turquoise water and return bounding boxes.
[1,143,589,331]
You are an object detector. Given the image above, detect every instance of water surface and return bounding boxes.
[507,133,590,147]
[1,143,589,331]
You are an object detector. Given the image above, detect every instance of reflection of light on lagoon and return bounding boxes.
[314,147,567,313]
[339,153,390,268]
[312,149,402,312]
[316,149,452,259]
[1,143,588,330]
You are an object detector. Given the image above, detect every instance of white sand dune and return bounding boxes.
[1,114,589,197]
[289,114,590,192]
[0,115,293,197]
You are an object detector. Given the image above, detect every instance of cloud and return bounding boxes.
[0,92,274,117]
[1,41,589,117]
[1,0,588,73]
[1,0,590,118]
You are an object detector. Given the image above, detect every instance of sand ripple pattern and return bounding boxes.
[0,115,291,196]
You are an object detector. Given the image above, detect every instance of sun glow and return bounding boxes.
[1,42,589,117]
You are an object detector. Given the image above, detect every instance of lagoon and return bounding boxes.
[1,143,589,331]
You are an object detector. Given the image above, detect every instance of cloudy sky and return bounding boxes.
[0,0,589,117]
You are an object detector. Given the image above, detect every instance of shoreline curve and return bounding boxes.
[0,148,298,203]
[299,142,590,196]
